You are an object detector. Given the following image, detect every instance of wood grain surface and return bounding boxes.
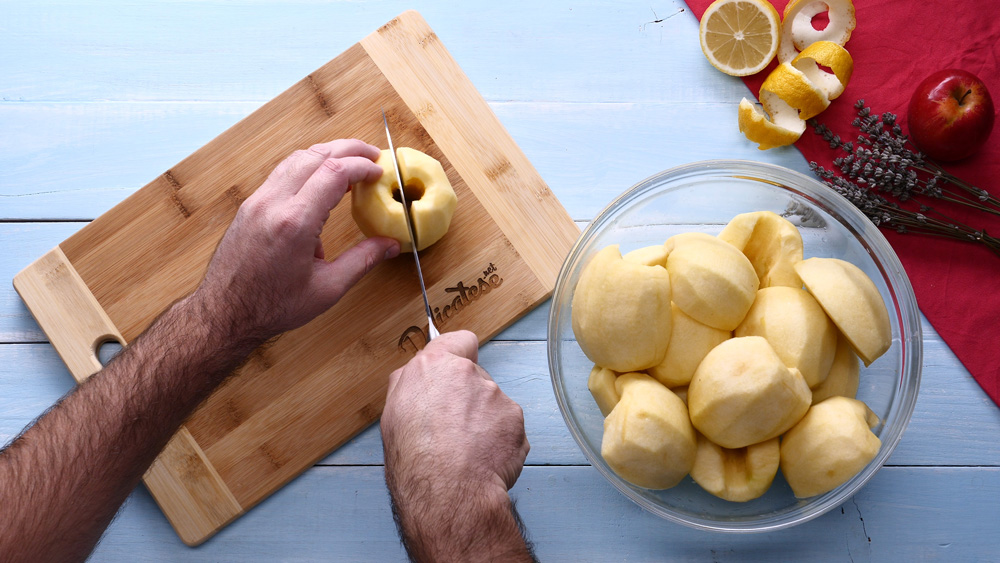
[11,11,577,545]
[3,1,999,561]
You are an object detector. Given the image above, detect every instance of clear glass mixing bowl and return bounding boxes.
[548,160,922,532]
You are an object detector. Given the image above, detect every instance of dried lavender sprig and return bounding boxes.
[911,161,1000,213]
[841,101,1000,213]
[813,107,1000,215]
[808,102,1000,256]
[808,161,1000,256]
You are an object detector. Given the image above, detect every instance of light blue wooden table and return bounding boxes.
[3,2,999,561]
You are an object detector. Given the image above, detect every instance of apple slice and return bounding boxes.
[587,365,620,417]
[718,210,804,288]
[811,333,860,404]
[690,434,780,502]
[688,336,811,449]
[623,244,669,268]
[664,232,759,331]
[601,373,696,489]
[572,245,672,372]
[735,286,837,388]
[794,258,892,366]
[648,303,731,388]
[780,396,881,498]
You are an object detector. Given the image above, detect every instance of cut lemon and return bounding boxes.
[738,97,804,150]
[778,0,856,62]
[760,61,830,120]
[791,41,854,100]
[700,0,781,77]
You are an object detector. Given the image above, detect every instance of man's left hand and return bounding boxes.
[198,139,400,340]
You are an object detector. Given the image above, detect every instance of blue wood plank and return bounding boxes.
[0,103,257,218]
[0,223,87,341]
[1,1,740,104]
[0,344,76,446]
[0,101,818,220]
[84,466,999,561]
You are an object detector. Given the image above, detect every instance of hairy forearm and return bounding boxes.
[387,473,537,563]
[0,289,262,562]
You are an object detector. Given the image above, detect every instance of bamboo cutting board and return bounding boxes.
[13,11,579,546]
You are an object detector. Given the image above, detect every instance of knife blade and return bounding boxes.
[382,108,440,341]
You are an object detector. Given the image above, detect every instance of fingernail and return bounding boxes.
[384,243,400,260]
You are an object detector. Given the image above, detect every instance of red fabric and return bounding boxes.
[687,0,1000,405]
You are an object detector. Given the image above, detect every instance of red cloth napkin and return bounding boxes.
[686,0,1000,405]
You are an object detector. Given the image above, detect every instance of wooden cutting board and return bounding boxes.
[13,10,579,546]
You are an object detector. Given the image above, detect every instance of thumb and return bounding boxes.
[314,236,400,304]
[422,330,479,364]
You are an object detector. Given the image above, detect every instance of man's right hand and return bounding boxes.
[381,330,534,562]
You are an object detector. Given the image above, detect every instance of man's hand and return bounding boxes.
[381,331,535,562]
[199,138,399,340]
[0,139,397,562]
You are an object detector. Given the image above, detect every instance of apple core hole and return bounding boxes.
[392,179,426,205]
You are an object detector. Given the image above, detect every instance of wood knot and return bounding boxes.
[485,159,513,181]
[306,75,334,118]
[378,18,399,33]
[163,170,191,218]
[414,102,434,119]
[258,444,284,470]
[174,452,205,481]
[224,185,246,207]
[224,399,245,426]
[248,346,274,371]
[163,170,183,191]
[358,402,381,422]
[43,262,67,283]
[418,32,438,47]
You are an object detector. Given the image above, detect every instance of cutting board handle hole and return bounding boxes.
[95,337,124,367]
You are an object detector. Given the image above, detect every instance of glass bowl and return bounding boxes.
[547,160,922,532]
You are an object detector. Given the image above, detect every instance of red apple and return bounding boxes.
[907,69,995,162]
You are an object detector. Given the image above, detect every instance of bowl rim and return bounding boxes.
[547,159,923,533]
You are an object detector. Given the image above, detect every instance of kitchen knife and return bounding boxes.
[382,108,440,340]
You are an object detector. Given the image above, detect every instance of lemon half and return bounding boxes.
[700,0,781,77]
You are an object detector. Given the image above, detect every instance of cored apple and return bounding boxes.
[352,148,457,252]
[571,245,672,372]
[601,373,696,489]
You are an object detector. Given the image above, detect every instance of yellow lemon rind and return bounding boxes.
[779,0,856,63]
[738,97,803,151]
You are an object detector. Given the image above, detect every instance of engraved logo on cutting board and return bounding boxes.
[397,263,503,352]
